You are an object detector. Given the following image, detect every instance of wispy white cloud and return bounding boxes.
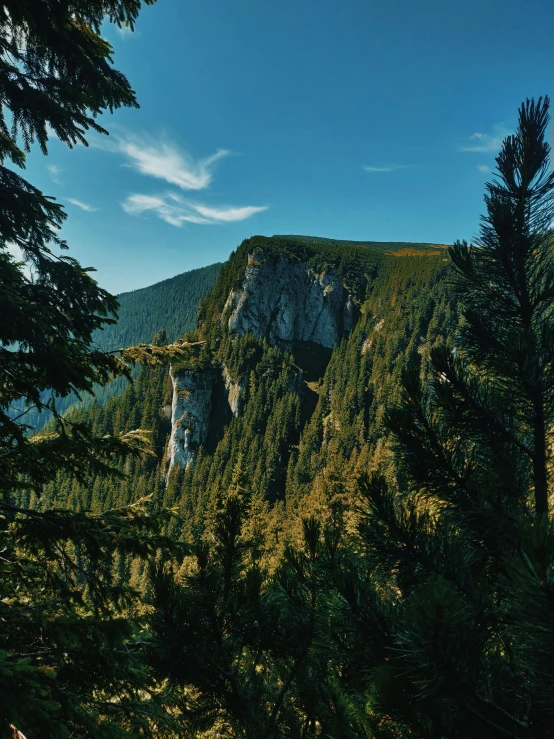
[122,195,210,226]
[192,203,269,222]
[103,136,230,190]
[122,193,268,227]
[459,136,503,153]
[363,164,409,173]
[459,125,511,153]
[477,164,490,173]
[67,198,97,212]
[47,164,62,183]
[97,131,265,226]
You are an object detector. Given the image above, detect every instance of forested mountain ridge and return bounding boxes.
[95,262,222,350]
[42,234,454,541]
[169,235,453,536]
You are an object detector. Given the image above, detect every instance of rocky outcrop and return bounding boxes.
[168,249,357,471]
[167,367,214,471]
[224,249,354,348]
[222,365,247,417]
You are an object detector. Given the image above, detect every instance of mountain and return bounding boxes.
[166,235,453,525]
[31,233,457,732]
[93,262,223,350]
[40,235,454,534]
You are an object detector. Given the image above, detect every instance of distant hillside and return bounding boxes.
[95,262,222,350]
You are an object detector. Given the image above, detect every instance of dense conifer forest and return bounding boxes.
[96,263,222,350]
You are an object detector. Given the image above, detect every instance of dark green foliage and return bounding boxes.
[0,498,184,738]
[0,0,155,162]
[333,97,554,738]
[0,1,200,735]
[39,360,174,512]
[0,0,159,496]
[149,466,372,738]
[96,263,222,350]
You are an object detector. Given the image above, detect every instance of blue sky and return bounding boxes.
[24,0,554,293]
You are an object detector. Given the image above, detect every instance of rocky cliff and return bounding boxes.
[167,245,361,470]
[222,364,247,417]
[167,367,214,471]
[166,236,449,474]
[223,248,354,348]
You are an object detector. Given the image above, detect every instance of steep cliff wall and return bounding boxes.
[167,237,449,474]
[223,248,354,348]
[167,367,214,471]
[168,245,363,469]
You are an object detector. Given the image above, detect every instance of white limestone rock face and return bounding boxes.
[222,365,247,417]
[167,367,214,471]
[226,249,353,348]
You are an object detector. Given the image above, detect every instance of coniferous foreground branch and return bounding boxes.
[336,97,554,738]
[0,2,196,736]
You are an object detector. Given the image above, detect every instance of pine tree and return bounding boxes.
[148,459,271,736]
[0,0,165,495]
[0,2,196,735]
[148,460,351,737]
[338,97,554,737]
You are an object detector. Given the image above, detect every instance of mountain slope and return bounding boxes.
[41,235,455,547]
[171,235,453,530]
[94,262,223,350]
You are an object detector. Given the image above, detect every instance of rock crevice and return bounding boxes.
[222,364,247,417]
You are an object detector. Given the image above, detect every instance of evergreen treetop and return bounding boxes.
[346,96,554,737]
